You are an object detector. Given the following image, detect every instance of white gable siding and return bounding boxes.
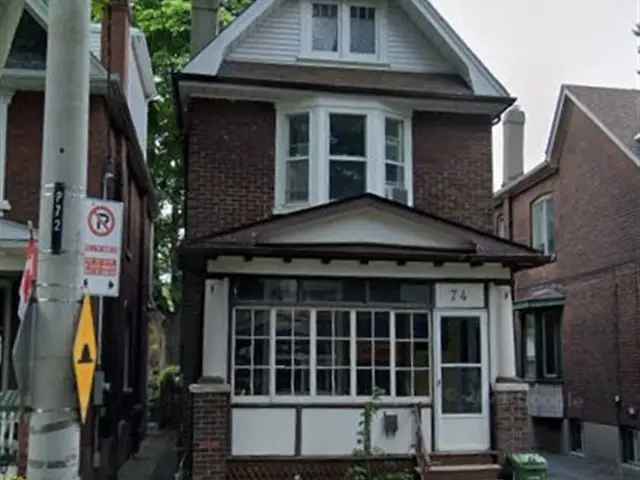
[227,0,455,73]
[127,41,149,157]
[228,0,301,64]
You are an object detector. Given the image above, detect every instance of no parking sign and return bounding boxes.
[82,199,123,297]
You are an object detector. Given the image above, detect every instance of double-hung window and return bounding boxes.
[286,114,310,204]
[520,308,562,381]
[0,93,13,213]
[329,114,367,200]
[532,195,555,255]
[306,1,382,62]
[385,118,407,203]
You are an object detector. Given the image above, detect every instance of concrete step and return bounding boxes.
[429,451,499,466]
[424,464,502,480]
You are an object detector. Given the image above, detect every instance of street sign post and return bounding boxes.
[73,295,97,424]
[82,199,123,297]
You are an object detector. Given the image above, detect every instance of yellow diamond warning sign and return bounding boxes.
[73,295,97,424]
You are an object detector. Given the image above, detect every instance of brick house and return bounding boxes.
[176,1,548,478]
[0,1,155,478]
[494,85,640,475]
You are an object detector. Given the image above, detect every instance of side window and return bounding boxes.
[520,308,562,381]
[286,114,310,204]
[531,195,555,255]
[496,214,506,239]
[384,118,407,204]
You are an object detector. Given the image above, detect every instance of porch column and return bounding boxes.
[202,278,229,382]
[490,283,530,456]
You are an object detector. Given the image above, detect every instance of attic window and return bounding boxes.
[305,1,383,62]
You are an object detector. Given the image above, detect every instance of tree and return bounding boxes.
[130,0,253,313]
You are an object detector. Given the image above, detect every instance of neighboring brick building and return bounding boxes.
[176,1,548,479]
[0,1,156,478]
[494,85,640,476]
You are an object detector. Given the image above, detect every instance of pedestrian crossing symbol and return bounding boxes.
[73,295,97,424]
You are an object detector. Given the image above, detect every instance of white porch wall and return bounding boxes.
[488,283,517,383]
[202,278,230,380]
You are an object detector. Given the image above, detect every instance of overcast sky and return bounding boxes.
[428,0,638,189]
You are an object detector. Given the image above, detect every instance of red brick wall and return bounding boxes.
[506,101,640,429]
[191,389,230,480]
[413,112,494,232]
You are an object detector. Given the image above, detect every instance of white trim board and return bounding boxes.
[183,0,509,97]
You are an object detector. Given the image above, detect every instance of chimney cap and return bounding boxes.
[504,104,525,124]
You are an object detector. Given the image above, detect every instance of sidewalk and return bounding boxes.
[118,428,178,480]
[546,453,620,480]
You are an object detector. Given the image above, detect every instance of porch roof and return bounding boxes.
[0,219,30,247]
[181,194,549,272]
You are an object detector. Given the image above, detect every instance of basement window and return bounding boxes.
[622,428,640,467]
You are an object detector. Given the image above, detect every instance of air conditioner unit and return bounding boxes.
[385,186,408,204]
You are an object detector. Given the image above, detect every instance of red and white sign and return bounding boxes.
[82,199,123,297]
[17,239,38,321]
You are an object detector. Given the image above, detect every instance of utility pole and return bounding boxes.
[28,0,91,478]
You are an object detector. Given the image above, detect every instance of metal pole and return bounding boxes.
[28,0,91,478]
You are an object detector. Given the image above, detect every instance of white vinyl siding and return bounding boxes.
[227,0,455,73]
[229,0,302,64]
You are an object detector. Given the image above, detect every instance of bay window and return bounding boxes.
[305,1,383,62]
[231,277,431,400]
[276,101,412,210]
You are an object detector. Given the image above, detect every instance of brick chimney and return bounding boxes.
[502,105,525,186]
[101,0,132,90]
[191,0,220,56]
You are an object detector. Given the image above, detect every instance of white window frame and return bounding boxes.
[231,306,431,404]
[284,112,312,206]
[275,97,412,213]
[531,194,555,255]
[300,0,387,65]
[0,91,14,215]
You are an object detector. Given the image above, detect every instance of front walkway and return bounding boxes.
[546,453,621,479]
[118,428,178,480]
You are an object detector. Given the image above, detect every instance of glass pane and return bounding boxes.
[357,340,372,367]
[350,6,376,54]
[524,313,537,380]
[235,310,252,336]
[357,369,372,396]
[276,310,293,336]
[276,340,292,367]
[289,114,309,157]
[544,313,559,376]
[335,369,351,395]
[317,369,332,395]
[265,279,297,302]
[414,342,429,367]
[414,370,430,397]
[401,284,431,305]
[294,310,311,336]
[330,160,366,200]
[253,368,269,395]
[301,279,363,302]
[254,339,270,367]
[235,369,251,395]
[532,200,545,252]
[385,164,404,188]
[335,340,351,367]
[370,281,430,304]
[294,340,310,366]
[254,310,270,336]
[396,314,411,339]
[287,159,309,203]
[330,114,366,157]
[385,118,403,162]
[276,368,292,395]
[442,367,482,414]
[312,3,338,52]
[374,312,390,338]
[374,341,390,367]
[375,369,390,395]
[397,370,412,397]
[294,368,310,395]
[357,311,372,337]
[317,311,333,337]
[396,342,411,367]
[413,314,429,339]
[343,280,367,302]
[234,278,264,301]
[546,199,555,254]
[335,311,351,337]
[317,340,333,367]
[441,317,481,364]
[235,340,251,366]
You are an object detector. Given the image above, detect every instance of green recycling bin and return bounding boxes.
[506,453,548,480]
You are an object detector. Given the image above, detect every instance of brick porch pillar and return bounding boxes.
[493,383,531,459]
[190,382,231,480]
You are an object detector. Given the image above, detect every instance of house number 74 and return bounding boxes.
[450,288,468,303]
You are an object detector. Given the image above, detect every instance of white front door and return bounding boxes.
[434,310,490,451]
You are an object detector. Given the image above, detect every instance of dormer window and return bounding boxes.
[304,1,384,63]
[276,98,412,212]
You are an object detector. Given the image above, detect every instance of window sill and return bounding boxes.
[524,378,564,385]
[0,199,11,213]
[273,203,312,216]
[296,55,390,69]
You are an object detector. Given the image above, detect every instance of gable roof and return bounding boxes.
[547,84,640,168]
[183,0,509,98]
[181,194,547,269]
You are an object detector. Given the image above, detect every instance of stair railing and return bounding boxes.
[412,404,430,479]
